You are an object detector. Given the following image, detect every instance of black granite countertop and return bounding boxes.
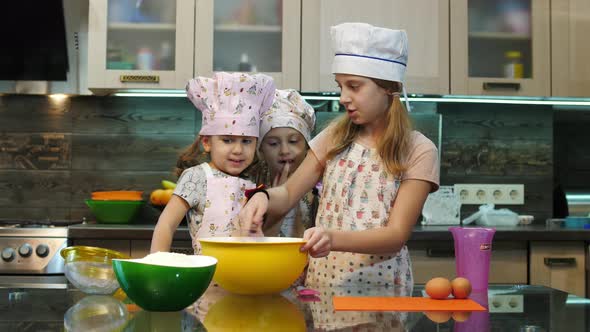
[67,223,590,241]
[1,284,588,331]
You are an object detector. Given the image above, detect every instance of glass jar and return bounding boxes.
[504,50,523,78]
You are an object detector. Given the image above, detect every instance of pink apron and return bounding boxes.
[190,163,255,253]
[305,143,413,290]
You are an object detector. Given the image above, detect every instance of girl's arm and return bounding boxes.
[240,150,324,234]
[150,195,190,253]
[301,179,431,256]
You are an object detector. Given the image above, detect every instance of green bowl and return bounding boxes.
[112,256,217,312]
[85,199,144,224]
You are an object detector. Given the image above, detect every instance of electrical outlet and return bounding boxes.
[454,184,525,205]
[489,295,524,313]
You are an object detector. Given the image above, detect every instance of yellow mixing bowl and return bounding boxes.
[199,237,308,295]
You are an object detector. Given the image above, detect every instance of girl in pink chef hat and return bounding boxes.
[239,23,440,289]
[255,89,319,238]
[150,72,275,254]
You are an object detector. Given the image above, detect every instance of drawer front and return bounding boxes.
[530,241,585,297]
[409,241,527,284]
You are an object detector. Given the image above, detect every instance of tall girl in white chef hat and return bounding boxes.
[150,72,275,255]
[239,22,440,289]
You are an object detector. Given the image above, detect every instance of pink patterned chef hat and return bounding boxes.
[186,72,275,137]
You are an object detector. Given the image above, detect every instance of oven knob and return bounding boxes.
[18,244,33,257]
[36,244,50,258]
[1,248,15,262]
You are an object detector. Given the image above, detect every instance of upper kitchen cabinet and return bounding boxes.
[551,0,590,97]
[194,0,301,89]
[450,0,550,96]
[88,0,195,94]
[300,0,449,95]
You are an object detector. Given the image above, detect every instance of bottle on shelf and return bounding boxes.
[238,53,252,72]
[137,47,155,70]
[503,50,523,79]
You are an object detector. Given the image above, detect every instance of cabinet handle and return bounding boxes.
[544,257,576,267]
[482,82,521,91]
[426,248,455,258]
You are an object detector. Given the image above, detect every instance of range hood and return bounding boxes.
[0,1,69,81]
[0,0,87,95]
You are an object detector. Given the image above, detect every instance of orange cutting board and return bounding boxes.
[333,296,487,312]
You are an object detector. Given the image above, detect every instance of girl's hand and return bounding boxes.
[238,192,269,236]
[272,162,290,187]
[300,227,332,258]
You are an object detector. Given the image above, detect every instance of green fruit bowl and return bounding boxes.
[112,254,217,312]
[85,199,144,224]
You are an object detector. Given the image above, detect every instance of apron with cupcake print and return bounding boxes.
[305,142,413,291]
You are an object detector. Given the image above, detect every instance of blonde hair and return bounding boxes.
[175,136,260,179]
[325,79,412,177]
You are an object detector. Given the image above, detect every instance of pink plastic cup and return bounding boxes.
[454,291,490,332]
[449,227,496,291]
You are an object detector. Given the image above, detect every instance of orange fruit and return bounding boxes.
[151,189,174,206]
[161,189,174,205]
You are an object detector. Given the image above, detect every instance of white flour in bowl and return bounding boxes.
[138,252,216,267]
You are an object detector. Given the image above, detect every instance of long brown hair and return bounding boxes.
[325,79,412,177]
[175,136,207,177]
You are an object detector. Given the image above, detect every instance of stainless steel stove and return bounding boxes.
[0,219,82,288]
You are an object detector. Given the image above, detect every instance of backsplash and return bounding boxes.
[0,95,553,223]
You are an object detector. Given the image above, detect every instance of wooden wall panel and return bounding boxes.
[0,95,71,132]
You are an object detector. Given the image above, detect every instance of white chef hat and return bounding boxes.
[331,22,411,111]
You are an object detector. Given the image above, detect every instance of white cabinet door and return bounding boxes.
[450,0,550,96]
[88,0,195,93]
[300,0,449,95]
[551,0,590,97]
[194,0,301,89]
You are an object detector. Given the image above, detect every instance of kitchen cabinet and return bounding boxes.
[450,0,551,96]
[88,0,195,93]
[194,0,301,89]
[300,0,449,95]
[530,241,586,297]
[88,0,299,94]
[551,0,590,97]
[410,241,528,284]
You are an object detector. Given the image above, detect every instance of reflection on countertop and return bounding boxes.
[1,284,589,331]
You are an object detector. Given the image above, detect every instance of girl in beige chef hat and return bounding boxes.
[255,89,318,238]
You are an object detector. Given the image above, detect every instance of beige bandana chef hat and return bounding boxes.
[186,72,276,137]
[259,89,316,145]
[330,22,411,111]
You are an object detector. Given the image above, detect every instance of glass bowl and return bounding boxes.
[60,246,129,295]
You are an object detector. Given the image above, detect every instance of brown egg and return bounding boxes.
[451,277,472,299]
[424,311,452,323]
[452,311,472,322]
[425,277,452,299]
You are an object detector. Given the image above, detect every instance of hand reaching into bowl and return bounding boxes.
[238,192,269,236]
